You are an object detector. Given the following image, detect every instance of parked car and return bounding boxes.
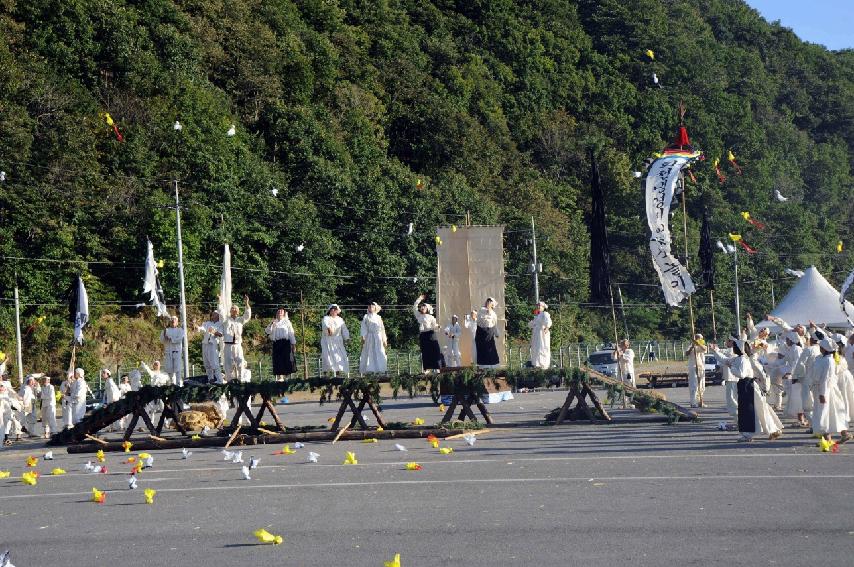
[704,354,723,385]
[587,349,617,377]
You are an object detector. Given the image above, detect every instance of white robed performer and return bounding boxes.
[129,368,142,391]
[812,338,850,443]
[103,369,122,432]
[266,309,297,380]
[161,315,186,386]
[195,311,224,383]
[685,334,707,408]
[712,339,738,421]
[140,360,171,422]
[414,295,442,372]
[443,315,462,368]
[321,304,350,376]
[712,339,782,442]
[780,332,805,420]
[222,295,252,382]
[528,302,552,369]
[793,333,819,427]
[0,382,15,445]
[359,302,388,374]
[474,298,501,368]
[464,312,478,363]
[40,375,57,438]
[60,374,74,429]
[612,339,636,388]
[836,334,854,425]
[70,368,89,425]
[118,376,132,430]
[19,376,39,437]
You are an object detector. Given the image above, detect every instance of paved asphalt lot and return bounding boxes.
[1,383,853,566]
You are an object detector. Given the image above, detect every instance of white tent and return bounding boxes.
[756,266,854,331]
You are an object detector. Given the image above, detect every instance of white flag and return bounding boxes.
[142,240,168,317]
[72,276,89,345]
[218,244,232,317]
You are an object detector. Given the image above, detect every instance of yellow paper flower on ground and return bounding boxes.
[413,418,424,425]
[376,426,384,432]
[0,471,11,479]
[91,487,106,504]
[21,472,38,486]
[384,553,402,567]
[144,488,156,504]
[819,437,833,452]
[122,441,133,453]
[26,456,38,467]
[254,528,283,545]
[438,404,446,413]
[96,450,105,462]
[439,447,454,455]
[191,434,201,440]
[362,438,378,443]
[51,468,66,475]
[343,451,358,465]
[138,452,151,460]
[405,462,422,471]
[429,439,439,449]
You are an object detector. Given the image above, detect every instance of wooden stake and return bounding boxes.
[444,429,492,441]
[149,435,168,443]
[224,425,242,448]
[257,427,278,436]
[84,434,108,446]
[332,422,350,444]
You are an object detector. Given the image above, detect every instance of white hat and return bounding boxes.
[537,301,548,310]
[102,368,112,377]
[694,333,703,340]
[819,337,837,352]
[785,331,800,344]
[327,303,341,313]
[421,303,434,315]
[74,368,85,378]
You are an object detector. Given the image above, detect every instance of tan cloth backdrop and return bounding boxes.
[435,225,506,367]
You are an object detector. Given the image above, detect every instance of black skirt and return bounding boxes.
[272,339,296,375]
[475,325,500,366]
[736,378,756,433]
[419,330,442,370]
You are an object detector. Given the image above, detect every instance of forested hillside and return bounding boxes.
[1,0,852,373]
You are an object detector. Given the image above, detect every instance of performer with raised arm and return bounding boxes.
[612,339,636,388]
[474,297,501,368]
[70,368,90,425]
[222,295,252,382]
[40,375,57,439]
[321,304,349,377]
[103,369,121,432]
[414,295,442,373]
[444,315,462,368]
[160,315,186,386]
[266,308,296,380]
[194,310,224,383]
[529,302,552,369]
[359,302,388,374]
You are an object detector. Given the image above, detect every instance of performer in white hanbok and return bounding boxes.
[414,295,442,372]
[266,309,296,380]
[103,369,122,432]
[793,333,819,427]
[781,332,804,420]
[685,334,707,408]
[19,376,39,437]
[195,311,224,383]
[835,334,854,425]
[528,302,552,369]
[222,296,252,382]
[0,381,14,445]
[140,360,170,422]
[40,375,57,438]
[712,339,782,442]
[118,375,132,430]
[60,374,74,429]
[474,298,501,368]
[443,315,462,368]
[813,338,850,443]
[321,304,350,376]
[359,303,388,374]
[711,339,738,422]
[160,316,186,386]
[612,339,635,388]
[70,368,89,425]
[464,312,478,364]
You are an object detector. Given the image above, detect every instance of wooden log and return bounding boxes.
[554,385,580,425]
[66,427,470,453]
[582,384,611,421]
[444,429,491,440]
[332,422,351,444]
[149,435,169,442]
[224,425,242,449]
[257,427,278,436]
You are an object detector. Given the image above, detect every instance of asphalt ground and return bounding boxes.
[1,383,853,566]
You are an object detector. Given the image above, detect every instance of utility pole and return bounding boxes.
[14,275,24,382]
[530,215,540,304]
[174,180,191,379]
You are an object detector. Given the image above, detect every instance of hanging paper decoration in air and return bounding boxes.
[740,212,766,230]
[713,158,726,184]
[644,125,702,306]
[102,113,124,142]
[840,266,854,326]
[728,233,757,254]
[142,240,169,317]
[727,150,742,175]
[219,244,232,317]
[69,276,89,345]
[837,241,844,253]
[645,49,655,60]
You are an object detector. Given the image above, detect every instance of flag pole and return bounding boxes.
[14,275,24,382]
[709,289,717,341]
[174,180,191,380]
[680,183,696,338]
[300,291,309,380]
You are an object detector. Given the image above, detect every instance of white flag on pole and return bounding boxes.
[142,239,169,317]
[71,276,89,345]
[218,244,232,317]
